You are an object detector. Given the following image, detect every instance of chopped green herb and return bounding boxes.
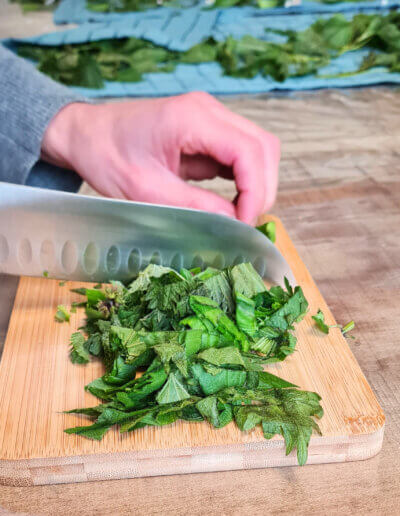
[70,288,87,296]
[72,301,87,309]
[55,305,71,323]
[43,270,49,278]
[313,309,355,336]
[257,221,276,243]
[312,309,330,334]
[59,281,66,287]
[70,332,90,364]
[342,320,355,335]
[63,262,322,465]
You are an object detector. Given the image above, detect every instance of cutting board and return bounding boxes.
[0,216,385,486]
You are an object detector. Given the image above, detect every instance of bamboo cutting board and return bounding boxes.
[0,216,384,486]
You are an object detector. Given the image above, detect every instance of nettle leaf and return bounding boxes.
[69,332,90,364]
[128,264,183,294]
[65,422,111,440]
[191,363,247,395]
[230,263,267,299]
[116,368,168,409]
[235,293,257,337]
[189,295,249,351]
[257,370,298,389]
[110,326,147,360]
[156,372,191,405]
[256,221,276,243]
[316,15,353,50]
[181,42,218,63]
[103,356,138,385]
[55,305,70,323]
[183,330,230,356]
[312,309,330,334]
[194,270,235,315]
[267,287,308,331]
[196,396,233,428]
[197,346,246,368]
[250,336,275,355]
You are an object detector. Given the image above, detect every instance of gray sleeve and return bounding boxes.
[0,45,84,191]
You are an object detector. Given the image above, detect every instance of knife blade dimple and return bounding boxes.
[0,182,295,285]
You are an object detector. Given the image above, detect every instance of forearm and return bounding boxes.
[0,45,84,190]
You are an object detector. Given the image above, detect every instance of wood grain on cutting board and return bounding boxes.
[0,216,384,486]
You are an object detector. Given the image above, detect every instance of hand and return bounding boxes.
[41,92,280,225]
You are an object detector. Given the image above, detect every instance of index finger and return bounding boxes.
[173,92,280,224]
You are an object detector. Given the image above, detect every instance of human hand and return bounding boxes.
[41,92,280,225]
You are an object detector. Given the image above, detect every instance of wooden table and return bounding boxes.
[1,2,400,512]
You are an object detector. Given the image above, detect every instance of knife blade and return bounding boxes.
[0,182,295,285]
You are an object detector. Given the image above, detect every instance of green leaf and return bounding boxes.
[235,293,257,337]
[77,55,104,89]
[194,270,235,315]
[250,336,275,355]
[230,263,267,298]
[70,332,90,364]
[256,221,276,243]
[102,356,137,385]
[342,320,355,335]
[70,287,87,296]
[156,372,191,405]
[316,15,353,50]
[197,346,246,368]
[312,309,330,334]
[55,305,70,323]
[85,288,106,306]
[196,396,233,428]
[182,41,218,64]
[64,422,111,440]
[267,287,308,331]
[116,368,168,409]
[257,370,298,389]
[191,363,247,395]
[189,295,249,351]
[128,264,183,294]
[110,326,147,360]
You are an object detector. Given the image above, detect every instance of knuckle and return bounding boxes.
[183,91,214,106]
[248,137,265,163]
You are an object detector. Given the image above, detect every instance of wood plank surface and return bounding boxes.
[0,216,384,486]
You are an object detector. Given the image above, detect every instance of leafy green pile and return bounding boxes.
[65,262,322,465]
[16,12,400,88]
[85,0,373,13]
[85,0,285,12]
[7,0,379,14]
[11,0,56,12]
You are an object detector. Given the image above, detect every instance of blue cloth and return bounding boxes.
[54,0,400,25]
[5,8,400,98]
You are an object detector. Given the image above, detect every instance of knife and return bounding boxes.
[0,182,294,285]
